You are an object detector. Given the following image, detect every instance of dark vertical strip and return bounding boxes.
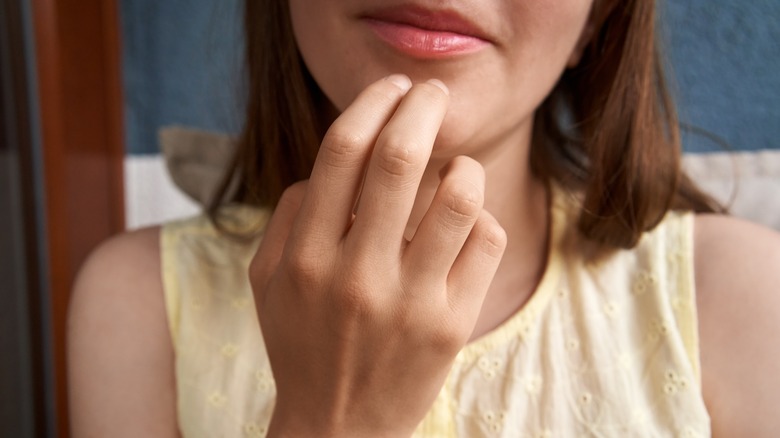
[31,0,126,435]
[0,0,47,435]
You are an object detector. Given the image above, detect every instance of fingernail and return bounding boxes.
[385,74,412,91]
[426,79,449,96]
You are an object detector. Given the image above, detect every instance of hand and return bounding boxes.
[250,75,507,437]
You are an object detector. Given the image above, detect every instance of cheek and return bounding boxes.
[533,0,594,63]
[498,0,593,72]
[289,0,381,112]
[500,1,593,102]
[432,1,593,149]
[289,0,331,84]
[290,1,342,105]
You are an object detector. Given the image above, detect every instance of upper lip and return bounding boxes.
[360,4,492,42]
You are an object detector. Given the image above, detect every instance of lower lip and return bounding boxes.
[364,19,489,59]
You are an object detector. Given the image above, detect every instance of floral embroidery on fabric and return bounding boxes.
[663,369,689,396]
[535,429,553,438]
[523,374,543,396]
[255,369,275,392]
[647,319,670,343]
[478,356,503,380]
[231,297,251,309]
[221,343,239,358]
[243,422,266,437]
[481,410,505,433]
[632,270,658,296]
[603,301,620,319]
[207,392,227,408]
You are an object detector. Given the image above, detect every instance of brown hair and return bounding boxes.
[209,0,722,248]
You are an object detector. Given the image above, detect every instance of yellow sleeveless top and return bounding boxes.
[161,189,711,437]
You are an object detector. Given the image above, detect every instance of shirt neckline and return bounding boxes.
[455,184,568,364]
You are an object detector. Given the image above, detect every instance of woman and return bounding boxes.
[69,0,780,436]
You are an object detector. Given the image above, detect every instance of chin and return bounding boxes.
[428,117,481,160]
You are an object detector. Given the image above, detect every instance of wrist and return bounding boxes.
[266,407,414,438]
[266,408,340,438]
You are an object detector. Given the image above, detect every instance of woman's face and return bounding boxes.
[289,0,594,158]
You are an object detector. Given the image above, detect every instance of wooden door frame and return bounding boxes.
[32,0,126,435]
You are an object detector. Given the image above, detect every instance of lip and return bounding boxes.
[360,5,492,59]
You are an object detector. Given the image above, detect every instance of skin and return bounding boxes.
[254,78,506,436]
[287,0,594,337]
[68,0,780,436]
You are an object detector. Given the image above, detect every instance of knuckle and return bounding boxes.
[333,280,374,316]
[277,181,307,210]
[426,319,465,356]
[283,247,325,287]
[321,125,366,164]
[475,216,508,258]
[441,181,483,225]
[331,264,380,317]
[375,137,421,179]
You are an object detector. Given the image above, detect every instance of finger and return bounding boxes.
[446,210,507,316]
[348,79,450,255]
[250,181,308,301]
[297,74,412,247]
[403,156,485,286]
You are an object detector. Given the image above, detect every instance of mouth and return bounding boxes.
[360,5,492,59]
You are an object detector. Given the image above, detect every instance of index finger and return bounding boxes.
[293,75,413,247]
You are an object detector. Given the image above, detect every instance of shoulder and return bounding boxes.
[693,214,780,305]
[71,227,166,333]
[74,226,163,295]
[694,214,780,284]
[692,214,780,435]
[69,227,180,436]
[693,214,780,311]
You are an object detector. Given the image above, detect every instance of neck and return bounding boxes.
[408,121,550,341]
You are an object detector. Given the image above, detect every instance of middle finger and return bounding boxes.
[348,79,450,257]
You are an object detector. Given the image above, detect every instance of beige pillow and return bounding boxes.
[159,126,237,206]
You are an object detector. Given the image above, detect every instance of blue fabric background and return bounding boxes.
[120,0,780,155]
[120,0,245,155]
